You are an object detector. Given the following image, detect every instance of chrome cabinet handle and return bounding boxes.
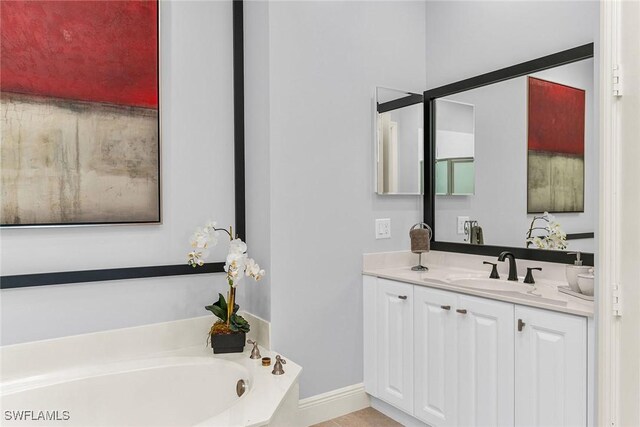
[518,318,526,332]
[440,305,451,310]
[398,295,408,300]
[456,309,467,314]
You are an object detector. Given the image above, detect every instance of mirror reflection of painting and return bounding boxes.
[432,58,595,253]
[527,77,585,213]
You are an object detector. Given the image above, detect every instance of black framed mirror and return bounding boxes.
[423,43,595,266]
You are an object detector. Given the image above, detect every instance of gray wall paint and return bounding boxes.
[1,1,236,345]
[244,1,426,398]
[241,0,272,321]
[425,1,599,88]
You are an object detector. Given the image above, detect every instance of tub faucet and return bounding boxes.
[497,251,518,281]
[248,339,261,359]
[272,355,287,375]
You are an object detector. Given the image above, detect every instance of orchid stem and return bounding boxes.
[213,227,234,240]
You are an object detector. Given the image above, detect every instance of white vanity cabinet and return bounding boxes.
[515,306,587,427]
[413,287,514,427]
[363,276,589,427]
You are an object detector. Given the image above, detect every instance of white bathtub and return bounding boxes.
[0,316,301,427]
[1,356,250,426]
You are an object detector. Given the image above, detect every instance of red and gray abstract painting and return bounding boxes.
[527,77,585,214]
[1,0,159,225]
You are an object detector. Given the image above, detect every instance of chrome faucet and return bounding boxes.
[497,251,518,281]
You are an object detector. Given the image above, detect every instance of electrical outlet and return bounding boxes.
[375,218,391,239]
[457,216,469,234]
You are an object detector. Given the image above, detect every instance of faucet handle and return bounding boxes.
[272,355,287,375]
[483,261,500,279]
[247,339,261,359]
[524,267,542,284]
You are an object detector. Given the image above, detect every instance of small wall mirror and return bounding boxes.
[375,87,423,195]
[435,99,475,195]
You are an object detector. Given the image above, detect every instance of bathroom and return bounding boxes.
[1,0,638,426]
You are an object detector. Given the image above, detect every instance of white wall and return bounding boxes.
[435,60,597,251]
[244,1,426,398]
[0,1,236,345]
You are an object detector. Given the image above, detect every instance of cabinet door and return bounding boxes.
[457,295,515,427]
[376,278,414,413]
[515,306,587,427]
[414,287,458,427]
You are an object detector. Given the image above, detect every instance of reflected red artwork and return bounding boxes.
[527,77,586,213]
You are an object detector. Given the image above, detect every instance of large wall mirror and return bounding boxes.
[375,87,424,195]
[424,44,595,264]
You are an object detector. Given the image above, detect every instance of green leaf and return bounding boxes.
[229,314,250,333]
[218,293,227,315]
[204,293,228,322]
[205,304,225,321]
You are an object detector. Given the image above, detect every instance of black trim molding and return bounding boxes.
[432,242,594,267]
[566,232,595,240]
[233,0,246,241]
[377,93,423,114]
[1,263,225,289]
[0,1,247,289]
[423,43,595,266]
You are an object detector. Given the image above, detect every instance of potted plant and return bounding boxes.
[525,212,568,250]
[188,221,265,354]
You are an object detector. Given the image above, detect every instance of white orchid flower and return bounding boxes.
[228,238,248,255]
[188,220,266,288]
[190,230,210,249]
[225,251,248,286]
[187,251,206,267]
[245,258,265,281]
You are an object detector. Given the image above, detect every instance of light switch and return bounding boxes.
[457,216,469,234]
[375,218,391,239]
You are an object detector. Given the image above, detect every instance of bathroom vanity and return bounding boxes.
[363,251,594,427]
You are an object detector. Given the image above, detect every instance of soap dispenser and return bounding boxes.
[566,252,591,292]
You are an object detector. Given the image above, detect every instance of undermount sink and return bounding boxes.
[445,276,533,292]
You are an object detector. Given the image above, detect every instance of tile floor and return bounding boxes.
[311,407,402,427]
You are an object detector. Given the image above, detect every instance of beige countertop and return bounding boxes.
[363,251,594,318]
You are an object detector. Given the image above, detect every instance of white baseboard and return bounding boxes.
[298,383,371,426]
